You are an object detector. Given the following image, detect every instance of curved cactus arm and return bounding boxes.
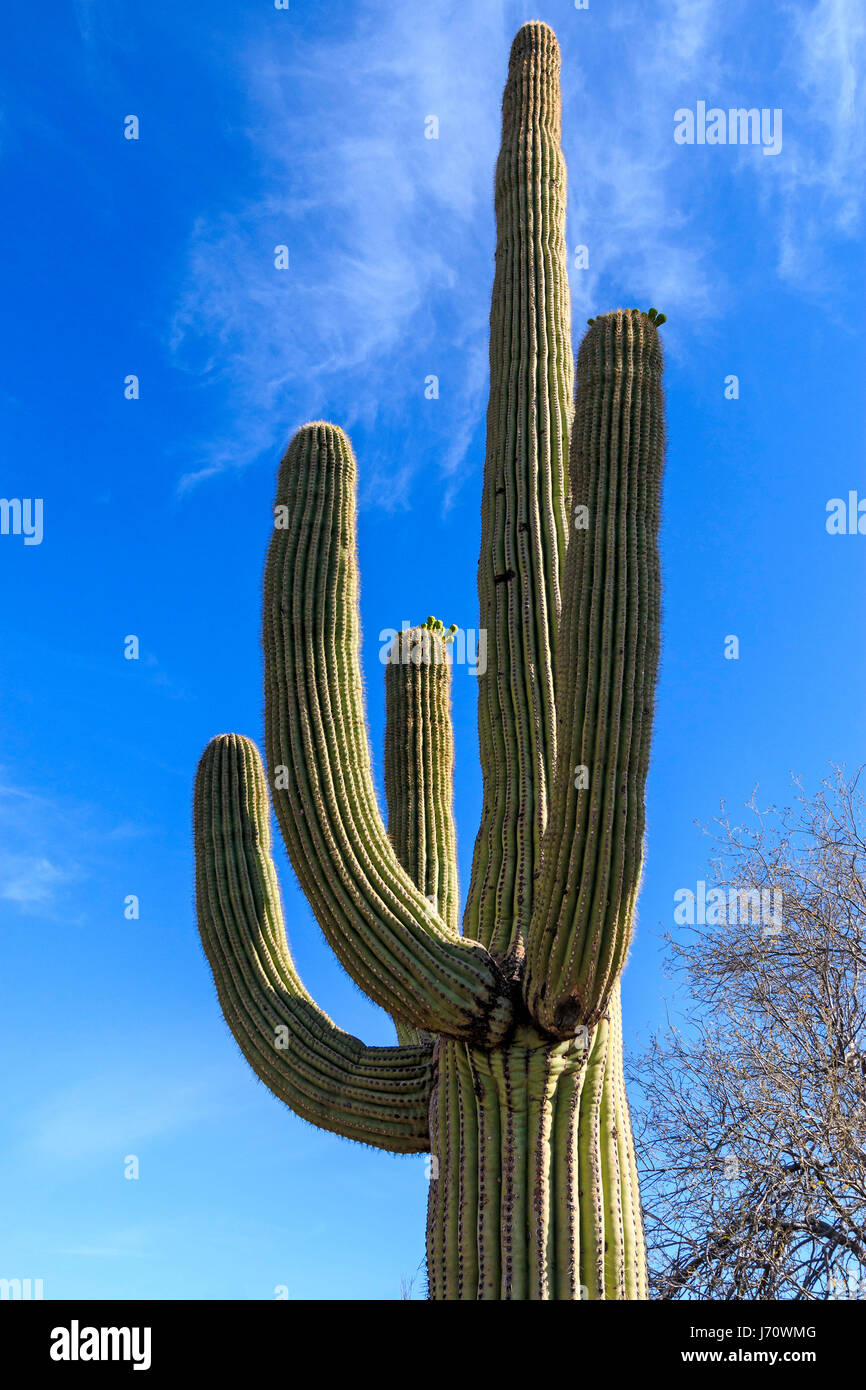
[384,625,459,1044]
[194,733,434,1153]
[264,423,512,1046]
[464,22,574,962]
[524,310,665,1037]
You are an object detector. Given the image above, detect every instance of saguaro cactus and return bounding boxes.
[193,20,664,1299]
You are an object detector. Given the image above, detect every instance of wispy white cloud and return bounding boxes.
[774,0,865,288]
[71,0,97,45]
[24,1070,233,1163]
[0,852,75,909]
[663,0,723,70]
[170,1,507,500]
[170,0,726,500]
[0,780,85,916]
[169,0,860,499]
[563,0,744,332]
[48,1229,147,1260]
[0,775,144,919]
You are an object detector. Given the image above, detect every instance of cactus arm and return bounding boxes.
[524,310,664,1036]
[264,424,512,1046]
[463,22,574,962]
[194,732,434,1153]
[384,625,459,934]
[384,624,460,1045]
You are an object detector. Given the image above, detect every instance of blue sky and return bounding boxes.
[0,0,863,1299]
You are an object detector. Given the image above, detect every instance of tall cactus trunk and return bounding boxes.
[382,627,648,1298]
[427,989,646,1300]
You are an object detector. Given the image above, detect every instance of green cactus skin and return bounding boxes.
[427,992,646,1299]
[523,309,664,1037]
[384,625,459,1047]
[193,20,663,1299]
[464,20,573,966]
[193,733,433,1152]
[262,422,512,1049]
[384,626,459,935]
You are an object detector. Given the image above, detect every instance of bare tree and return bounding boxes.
[399,1258,427,1300]
[630,766,866,1300]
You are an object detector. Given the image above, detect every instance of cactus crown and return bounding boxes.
[587,306,666,326]
[423,615,458,640]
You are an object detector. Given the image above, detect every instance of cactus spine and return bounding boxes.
[194,20,663,1299]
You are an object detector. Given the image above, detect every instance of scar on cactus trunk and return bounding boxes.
[193,21,664,1300]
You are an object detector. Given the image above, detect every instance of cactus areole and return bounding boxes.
[193,21,664,1300]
